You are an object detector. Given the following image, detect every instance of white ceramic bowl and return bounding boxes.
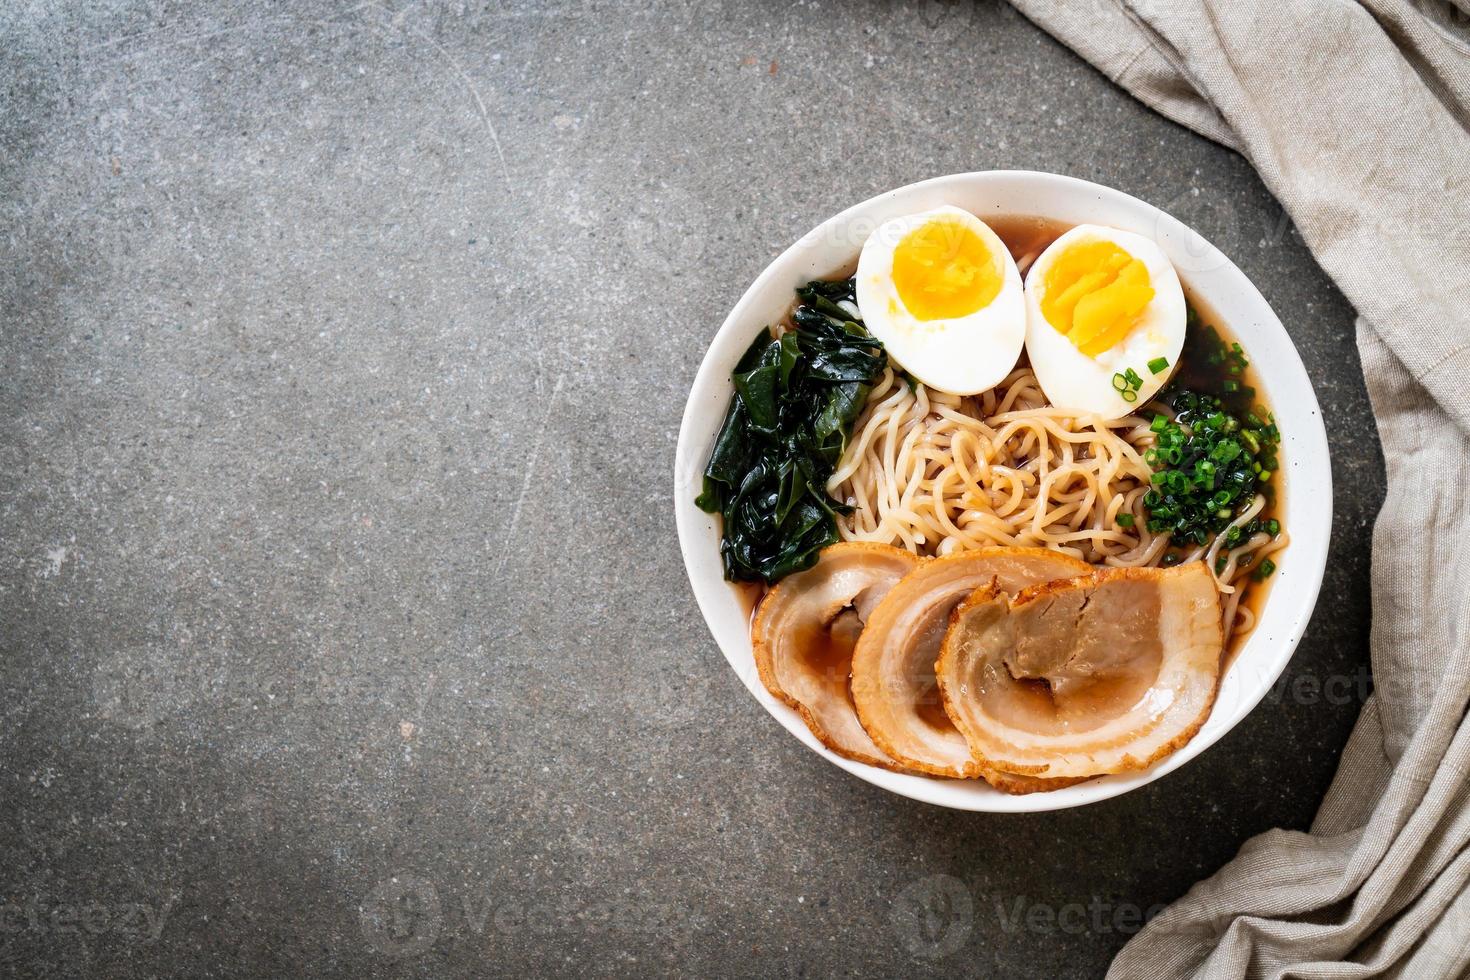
[674,171,1330,812]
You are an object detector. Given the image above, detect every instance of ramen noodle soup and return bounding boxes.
[697,209,1285,792]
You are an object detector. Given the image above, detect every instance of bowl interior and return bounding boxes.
[674,171,1331,812]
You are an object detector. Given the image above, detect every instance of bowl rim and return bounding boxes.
[673,170,1332,812]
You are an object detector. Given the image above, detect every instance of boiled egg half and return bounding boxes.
[1023,224,1186,420]
[855,206,1025,395]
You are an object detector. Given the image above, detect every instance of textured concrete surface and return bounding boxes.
[0,1,1383,977]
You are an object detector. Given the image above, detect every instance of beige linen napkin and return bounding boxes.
[1006,1,1470,976]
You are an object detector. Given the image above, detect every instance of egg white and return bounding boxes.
[855,206,1026,396]
[1023,224,1186,420]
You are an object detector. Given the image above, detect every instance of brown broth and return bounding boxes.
[736,580,767,630]
[987,214,1072,266]
[792,609,864,692]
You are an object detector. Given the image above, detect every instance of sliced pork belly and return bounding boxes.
[752,542,920,771]
[936,561,1224,782]
[849,548,1091,779]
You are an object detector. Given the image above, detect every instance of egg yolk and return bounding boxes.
[1041,241,1155,357]
[892,219,1002,321]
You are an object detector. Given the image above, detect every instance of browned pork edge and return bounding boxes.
[751,541,921,774]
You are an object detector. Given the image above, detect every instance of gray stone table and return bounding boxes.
[0,1,1383,976]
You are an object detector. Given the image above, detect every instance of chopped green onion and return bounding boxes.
[1148,356,1169,375]
[1223,379,1240,393]
[1121,389,1138,402]
[1140,386,1283,558]
[1116,513,1135,527]
[1210,440,1242,464]
[1253,558,1277,581]
[1112,372,1129,392]
[1265,518,1280,536]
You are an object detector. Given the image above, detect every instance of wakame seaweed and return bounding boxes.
[696,278,887,583]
